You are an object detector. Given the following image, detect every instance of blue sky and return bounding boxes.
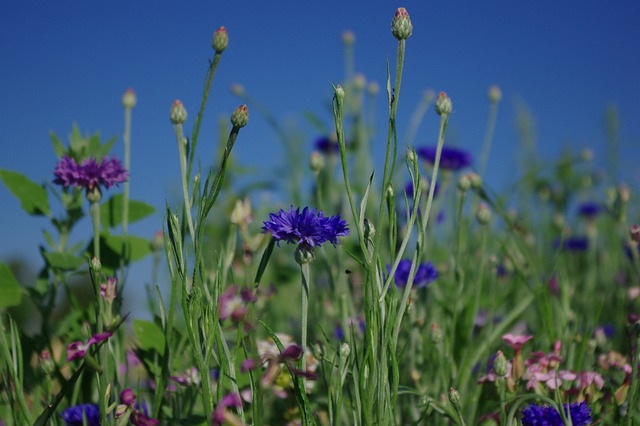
[1,2,639,288]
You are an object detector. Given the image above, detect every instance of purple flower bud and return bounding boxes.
[391,7,413,41]
[280,344,304,361]
[170,100,187,125]
[435,91,452,116]
[211,26,228,53]
[122,88,137,109]
[120,388,136,406]
[230,104,249,128]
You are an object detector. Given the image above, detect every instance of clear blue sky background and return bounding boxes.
[1,2,639,290]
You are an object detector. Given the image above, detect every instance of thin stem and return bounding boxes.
[300,262,311,388]
[479,101,499,178]
[90,199,101,262]
[174,124,196,243]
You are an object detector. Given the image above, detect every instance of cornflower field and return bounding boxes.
[1,6,639,426]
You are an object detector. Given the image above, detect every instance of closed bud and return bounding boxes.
[90,257,102,273]
[476,203,492,225]
[230,104,249,128]
[122,88,137,109]
[211,26,229,53]
[309,151,325,172]
[340,342,351,358]
[353,74,366,91]
[407,149,416,164]
[631,225,640,243]
[458,174,471,192]
[487,85,502,104]
[391,7,413,41]
[170,100,187,125]
[435,92,452,116]
[386,184,395,198]
[494,350,508,377]
[468,172,482,189]
[367,81,380,96]
[334,84,345,102]
[448,387,461,406]
[429,323,443,344]
[342,30,355,46]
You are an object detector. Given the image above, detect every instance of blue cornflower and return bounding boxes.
[577,201,604,218]
[60,403,100,426]
[387,259,438,288]
[554,236,589,252]
[417,146,472,171]
[262,206,349,249]
[521,402,591,426]
[314,136,340,154]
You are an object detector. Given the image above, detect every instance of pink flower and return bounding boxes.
[502,334,533,352]
[66,331,113,362]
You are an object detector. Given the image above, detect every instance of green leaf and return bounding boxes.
[0,169,50,216]
[132,319,165,355]
[102,234,152,262]
[0,263,23,309]
[41,251,86,271]
[100,194,155,229]
[50,131,66,157]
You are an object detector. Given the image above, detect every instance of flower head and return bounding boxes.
[387,259,438,288]
[314,135,340,154]
[554,236,589,252]
[53,155,128,192]
[211,26,229,53]
[417,146,472,171]
[391,7,413,40]
[61,403,100,426]
[262,206,349,250]
[521,402,591,426]
[502,334,533,352]
[66,331,113,361]
[230,104,249,128]
[577,201,604,218]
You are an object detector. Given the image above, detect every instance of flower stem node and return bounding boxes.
[170,100,188,125]
[435,92,452,116]
[122,88,137,109]
[230,104,249,128]
[90,257,102,274]
[295,245,316,265]
[391,7,413,41]
[212,26,229,53]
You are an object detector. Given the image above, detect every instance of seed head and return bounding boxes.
[391,7,413,41]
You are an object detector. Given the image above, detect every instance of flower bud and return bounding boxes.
[407,149,416,165]
[211,26,229,53]
[120,388,136,407]
[448,387,461,406]
[367,82,380,96]
[295,245,316,265]
[334,84,345,102]
[435,92,452,116]
[353,74,366,91]
[458,174,471,192]
[170,100,187,125]
[230,83,245,96]
[631,225,640,243]
[340,342,351,358]
[468,172,482,189]
[122,88,137,109]
[309,151,325,173]
[429,323,443,344]
[391,7,413,41]
[476,203,492,225]
[230,104,249,128]
[493,350,508,377]
[90,257,102,273]
[342,30,355,46]
[487,85,502,104]
[151,230,164,252]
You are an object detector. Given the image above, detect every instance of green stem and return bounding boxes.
[90,199,101,262]
[300,262,311,389]
[479,101,499,178]
[174,123,196,243]
[120,104,132,286]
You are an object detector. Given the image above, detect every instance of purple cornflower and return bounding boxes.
[417,146,472,171]
[66,331,113,361]
[387,259,438,288]
[212,393,243,426]
[521,402,591,426]
[53,155,128,191]
[262,206,349,249]
[554,236,589,252]
[60,403,100,426]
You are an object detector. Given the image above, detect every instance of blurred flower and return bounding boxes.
[66,331,113,362]
[262,206,349,249]
[417,146,472,171]
[554,236,589,252]
[219,285,255,323]
[122,88,137,109]
[100,277,117,305]
[60,403,100,426]
[314,135,340,154]
[53,156,128,192]
[434,92,453,116]
[387,259,438,288]
[212,393,243,426]
[577,201,604,218]
[502,334,533,352]
[521,402,591,426]
[171,367,201,386]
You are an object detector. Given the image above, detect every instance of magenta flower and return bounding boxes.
[262,206,349,249]
[212,393,243,426]
[219,285,255,323]
[502,334,534,352]
[53,155,128,191]
[66,331,113,361]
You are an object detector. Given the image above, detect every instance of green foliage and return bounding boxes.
[0,169,50,216]
[100,194,155,228]
[0,263,23,309]
[133,319,166,355]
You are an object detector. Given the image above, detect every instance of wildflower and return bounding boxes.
[262,206,349,250]
[219,285,255,323]
[554,236,589,251]
[53,155,128,192]
[387,259,438,288]
[60,403,100,426]
[434,92,453,116]
[169,100,187,125]
[578,201,604,218]
[122,88,137,109]
[502,334,533,352]
[521,402,591,426]
[66,331,113,361]
[417,146,472,171]
[212,393,243,426]
[478,353,512,384]
[171,367,201,386]
[314,135,340,154]
[100,277,117,305]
